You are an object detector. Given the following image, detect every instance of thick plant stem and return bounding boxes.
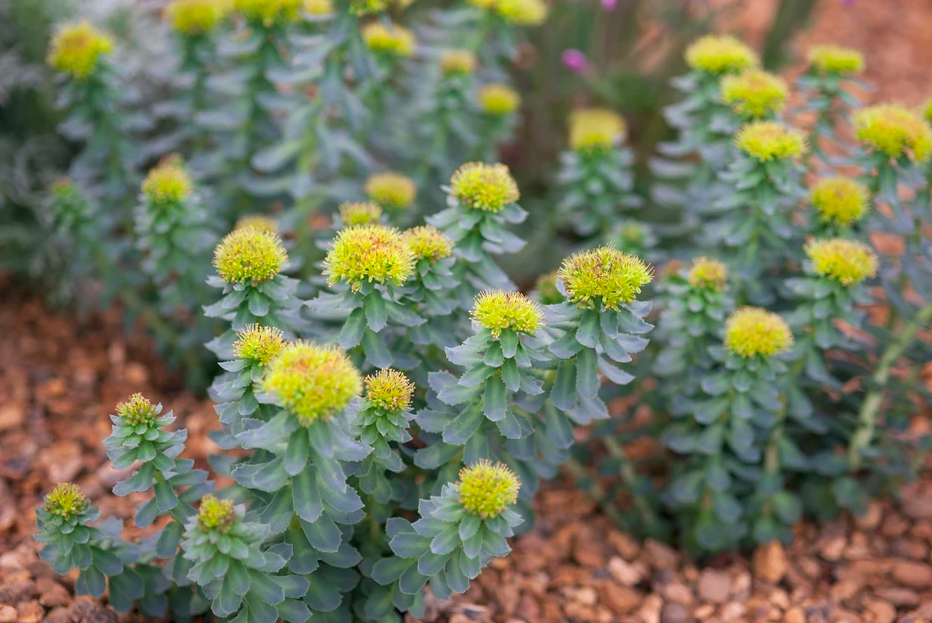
[601,437,659,528]
[848,301,932,470]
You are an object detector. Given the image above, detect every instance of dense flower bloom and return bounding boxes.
[478,83,521,116]
[141,157,192,204]
[440,49,477,75]
[165,0,228,35]
[324,225,415,290]
[685,34,758,75]
[534,271,562,305]
[458,460,520,519]
[235,214,278,232]
[47,21,114,79]
[450,162,520,213]
[261,342,362,425]
[234,0,303,25]
[364,173,417,211]
[687,257,728,291]
[402,225,454,262]
[338,202,383,227]
[569,108,626,152]
[720,69,788,118]
[734,121,807,161]
[807,44,864,74]
[362,22,415,57]
[349,0,392,15]
[116,393,159,426]
[558,246,653,311]
[494,0,548,25]
[853,104,932,162]
[213,228,289,284]
[365,369,414,412]
[805,238,878,285]
[196,495,235,533]
[233,325,286,365]
[471,291,543,337]
[304,0,334,14]
[809,176,870,227]
[724,307,793,358]
[44,484,88,520]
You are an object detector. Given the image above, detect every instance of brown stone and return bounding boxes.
[0,405,24,432]
[16,600,43,623]
[637,594,663,623]
[36,580,69,608]
[597,583,642,615]
[874,587,920,608]
[0,605,15,623]
[891,561,932,587]
[0,580,35,605]
[661,603,694,623]
[644,540,679,570]
[754,542,788,583]
[696,569,731,604]
[864,599,895,623]
[782,608,805,623]
[663,583,694,606]
[43,607,71,623]
[720,602,747,622]
[607,557,643,586]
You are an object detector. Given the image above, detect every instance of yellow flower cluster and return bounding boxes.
[720,70,788,118]
[365,369,415,412]
[116,393,159,426]
[734,121,807,161]
[557,246,653,311]
[853,104,932,162]
[304,0,334,14]
[197,495,236,533]
[809,176,870,227]
[807,44,864,74]
[44,483,88,520]
[724,307,793,358]
[233,325,286,365]
[403,225,454,262]
[805,238,878,286]
[478,83,521,116]
[235,214,278,233]
[324,225,415,290]
[47,21,114,79]
[213,228,289,284]
[471,291,544,337]
[338,202,383,227]
[234,0,303,25]
[687,257,728,291]
[684,35,759,75]
[141,157,193,204]
[449,162,520,213]
[458,459,521,519]
[440,50,477,75]
[569,108,626,152]
[365,172,417,210]
[493,0,548,26]
[165,0,229,35]
[261,342,362,426]
[362,22,416,57]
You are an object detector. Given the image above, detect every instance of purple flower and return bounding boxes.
[562,49,589,74]
[601,0,617,9]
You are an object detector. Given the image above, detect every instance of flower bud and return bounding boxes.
[338,202,383,227]
[233,324,286,365]
[365,369,415,412]
[807,44,864,74]
[569,108,626,152]
[494,0,547,25]
[721,70,788,118]
[805,238,878,286]
[362,22,415,57]
[116,393,159,426]
[687,257,727,291]
[142,156,193,204]
[324,224,415,290]
[724,307,793,358]
[165,0,228,35]
[809,176,870,227]
[458,460,521,519]
[853,104,932,162]
[478,83,521,116]
[558,246,653,311]
[213,228,288,284]
[403,226,454,263]
[364,173,417,211]
[684,35,758,75]
[440,50,477,76]
[734,121,807,161]
[44,483,88,521]
[197,495,235,534]
[472,291,544,337]
[47,21,114,79]
[449,162,520,213]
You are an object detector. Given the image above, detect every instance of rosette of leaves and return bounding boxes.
[35,484,148,614]
[428,162,526,293]
[557,108,641,237]
[367,461,522,617]
[181,496,311,623]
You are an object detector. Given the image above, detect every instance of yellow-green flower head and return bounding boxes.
[494,0,548,26]
[364,172,417,211]
[197,495,235,534]
[449,162,520,213]
[734,121,807,161]
[47,21,114,79]
[165,0,228,35]
[724,307,793,358]
[478,83,521,116]
[365,369,414,412]
[233,324,286,365]
[44,483,88,521]
[569,108,626,152]
[324,224,416,290]
[685,35,759,75]
[235,214,278,233]
[471,290,544,337]
[720,70,788,118]
[807,44,864,75]
[362,22,415,57]
[304,0,333,14]
[557,246,653,311]
[338,202,383,227]
[213,228,289,284]
[142,156,192,204]
[853,104,932,162]
[457,459,520,519]
[349,0,391,15]
[234,0,302,25]
[402,225,454,263]
[440,49,477,76]
[534,270,563,305]
[616,221,646,248]
[805,238,878,286]
[687,257,728,291]
[261,342,362,425]
[116,393,159,426]
[809,176,870,227]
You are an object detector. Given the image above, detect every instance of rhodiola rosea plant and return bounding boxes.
[35,154,657,621]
